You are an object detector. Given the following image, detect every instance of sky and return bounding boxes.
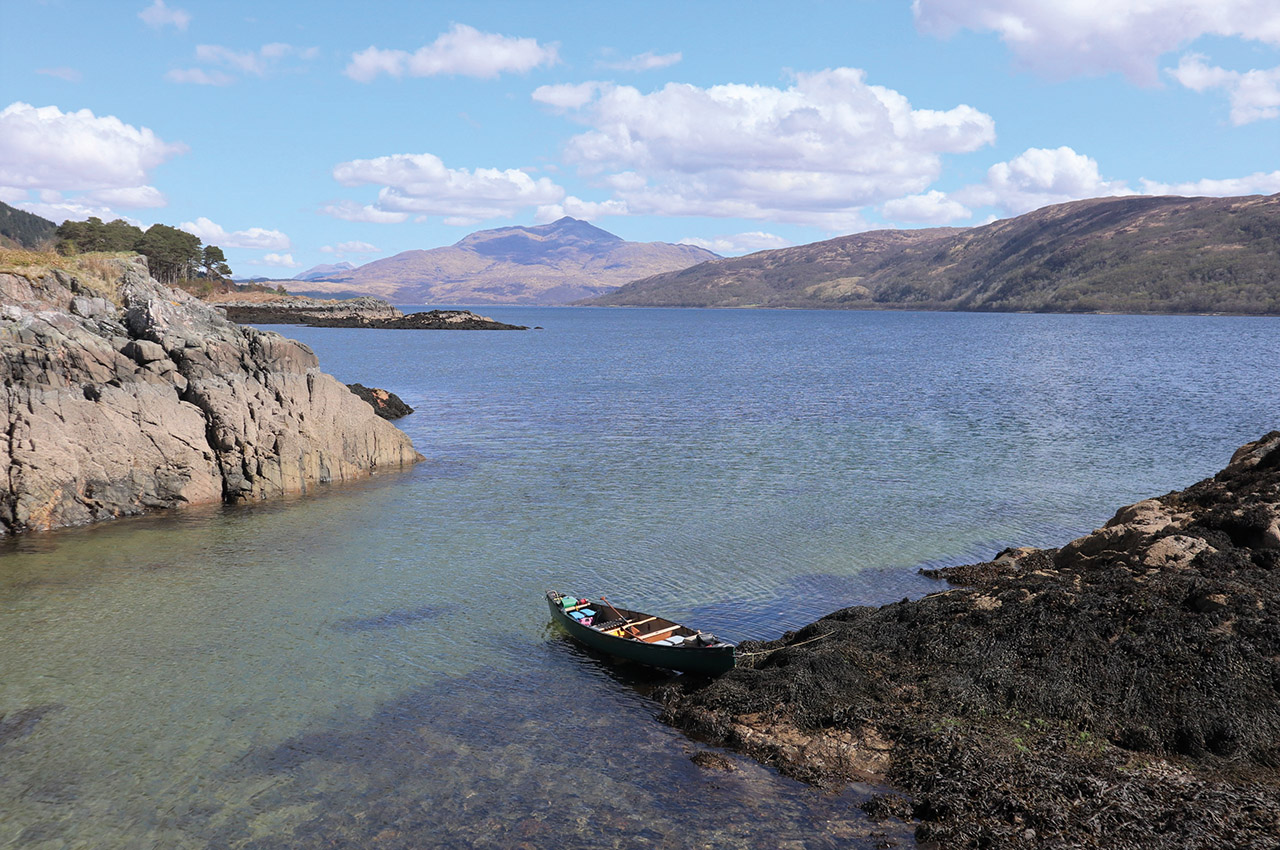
[1,0,1278,276]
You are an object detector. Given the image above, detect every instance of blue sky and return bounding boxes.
[2,0,1278,275]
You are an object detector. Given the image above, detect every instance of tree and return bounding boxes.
[135,224,202,284]
[201,245,232,279]
[55,217,143,254]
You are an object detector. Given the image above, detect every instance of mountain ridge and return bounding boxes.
[291,217,718,305]
[587,193,1280,315]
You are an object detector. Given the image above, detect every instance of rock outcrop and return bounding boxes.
[0,254,423,534]
[211,294,402,325]
[215,295,528,330]
[659,431,1280,848]
[347,384,414,420]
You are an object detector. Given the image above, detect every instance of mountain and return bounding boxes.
[588,193,1280,315]
[0,202,56,250]
[291,217,719,304]
[294,261,354,281]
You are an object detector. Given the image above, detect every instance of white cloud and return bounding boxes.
[36,67,82,83]
[319,200,410,224]
[139,0,189,31]
[532,82,602,110]
[534,68,994,231]
[179,217,291,250]
[954,146,1131,215]
[676,232,792,256]
[84,185,167,208]
[600,51,683,72]
[912,0,1280,84]
[0,102,183,220]
[259,253,301,268]
[320,240,379,255]
[166,68,235,86]
[1139,171,1280,196]
[1168,54,1280,125]
[331,152,565,224]
[169,43,318,85]
[345,24,559,82]
[881,189,972,224]
[533,197,629,222]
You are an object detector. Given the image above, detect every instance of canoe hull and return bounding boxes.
[547,595,735,676]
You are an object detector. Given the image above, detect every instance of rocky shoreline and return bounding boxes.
[659,432,1280,848]
[0,253,422,534]
[213,294,528,330]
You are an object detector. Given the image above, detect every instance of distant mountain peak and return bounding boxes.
[454,217,623,252]
[289,217,719,305]
[294,261,355,281]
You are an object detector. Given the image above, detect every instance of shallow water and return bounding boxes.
[1,307,1276,848]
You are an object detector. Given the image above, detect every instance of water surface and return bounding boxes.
[2,307,1275,848]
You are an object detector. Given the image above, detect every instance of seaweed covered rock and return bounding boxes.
[659,432,1280,847]
[347,383,414,420]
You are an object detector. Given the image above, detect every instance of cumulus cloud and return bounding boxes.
[179,217,291,250]
[881,190,972,224]
[533,197,629,222]
[259,253,301,268]
[331,152,565,224]
[1168,54,1280,124]
[912,0,1280,84]
[319,200,410,224]
[599,51,683,72]
[139,0,189,31]
[345,24,559,82]
[1139,171,1280,196]
[0,102,184,218]
[84,185,167,208]
[533,68,994,231]
[169,43,318,85]
[320,240,379,255]
[675,232,792,256]
[954,146,1130,215]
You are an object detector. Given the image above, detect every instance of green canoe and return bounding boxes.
[546,590,736,675]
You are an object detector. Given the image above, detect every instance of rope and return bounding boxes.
[736,631,834,658]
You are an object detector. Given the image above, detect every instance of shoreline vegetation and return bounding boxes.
[658,432,1280,848]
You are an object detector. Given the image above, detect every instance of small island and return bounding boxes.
[210,293,529,330]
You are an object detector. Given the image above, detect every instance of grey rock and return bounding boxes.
[0,256,423,534]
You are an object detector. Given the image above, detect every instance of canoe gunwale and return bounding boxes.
[546,591,735,675]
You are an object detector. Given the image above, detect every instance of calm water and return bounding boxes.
[1,307,1276,849]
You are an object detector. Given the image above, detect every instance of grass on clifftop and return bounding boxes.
[0,248,137,303]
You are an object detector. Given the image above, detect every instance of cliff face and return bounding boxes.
[0,254,422,534]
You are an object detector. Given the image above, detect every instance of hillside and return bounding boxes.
[291,217,718,305]
[0,202,56,250]
[589,193,1280,314]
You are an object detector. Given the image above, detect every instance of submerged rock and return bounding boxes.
[659,431,1280,847]
[0,255,423,534]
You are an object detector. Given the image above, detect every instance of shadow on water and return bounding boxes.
[216,633,916,850]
